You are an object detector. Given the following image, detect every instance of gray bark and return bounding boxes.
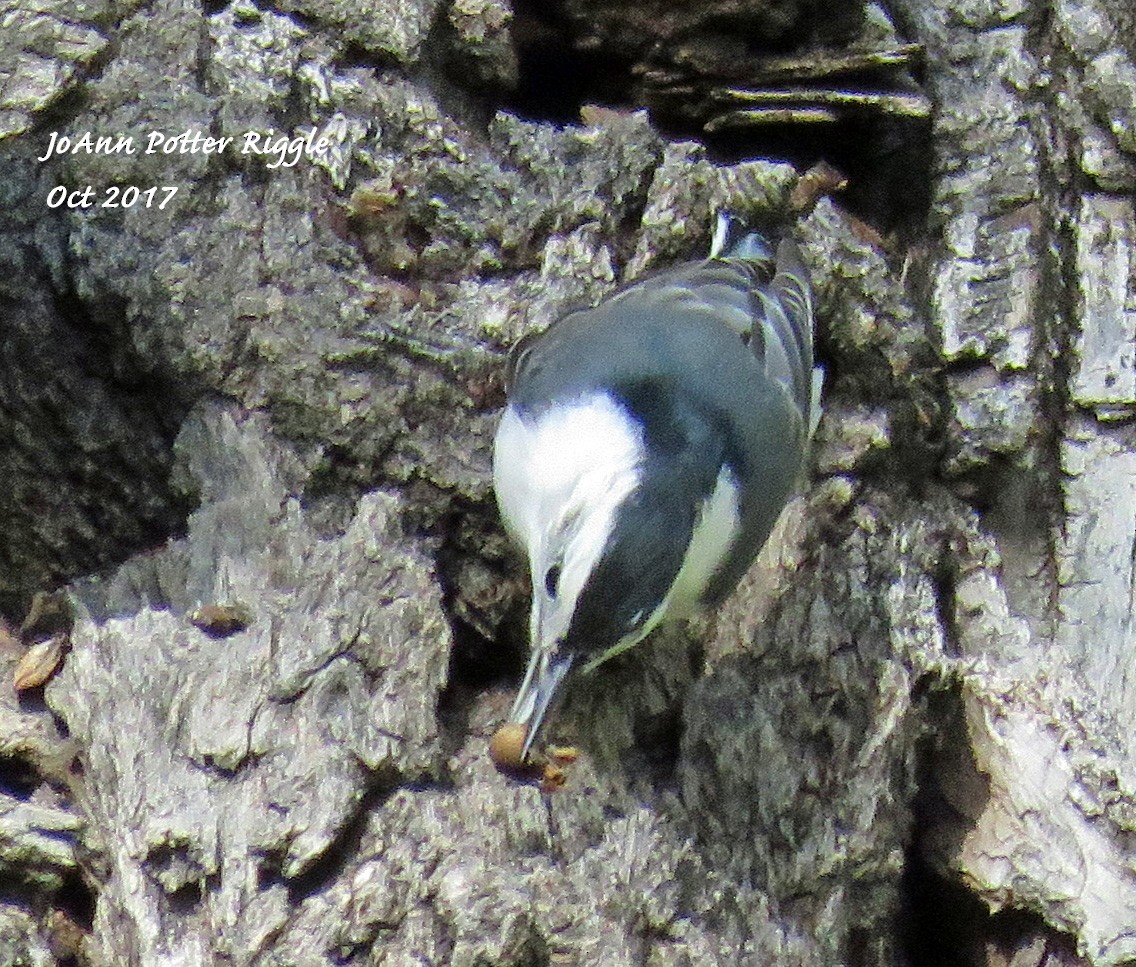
[1,0,1135,964]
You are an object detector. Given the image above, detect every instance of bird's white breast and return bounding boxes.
[666,465,740,615]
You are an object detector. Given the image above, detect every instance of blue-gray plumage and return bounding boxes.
[493,215,820,762]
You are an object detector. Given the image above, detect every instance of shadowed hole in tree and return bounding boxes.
[432,498,529,751]
[51,869,98,962]
[0,756,41,800]
[703,115,932,235]
[0,266,197,617]
[255,848,288,892]
[435,612,526,764]
[300,445,379,513]
[0,703,78,800]
[495,0,932,233]
[898,686,1084,966]
[622,702,683,789]
[0,873,95,967]
[166,878,205,915]
[442,613,523,693]
[901,851,1085,967]
[902,685,988,964]
[901,848,991,966]
[505,1,634,122]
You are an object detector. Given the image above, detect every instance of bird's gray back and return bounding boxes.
[510,254,811,602]
[516,260,770,398]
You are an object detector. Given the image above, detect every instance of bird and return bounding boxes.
[492,213,821,763]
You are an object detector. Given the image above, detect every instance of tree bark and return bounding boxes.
[1,0,1135,964]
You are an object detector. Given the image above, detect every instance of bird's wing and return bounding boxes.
[733,238,816,436]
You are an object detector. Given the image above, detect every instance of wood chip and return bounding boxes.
[13,634,67,691]
[189,604,252,638]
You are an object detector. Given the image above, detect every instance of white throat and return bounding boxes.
[494,393,644,647]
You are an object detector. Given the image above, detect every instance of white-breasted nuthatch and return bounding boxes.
[493,214,821,762]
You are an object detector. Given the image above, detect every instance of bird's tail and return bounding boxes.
[710,211,775,262]
[712,212,822,438]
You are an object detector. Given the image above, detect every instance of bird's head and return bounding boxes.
[495,388,741,761]
[494,392,692,760]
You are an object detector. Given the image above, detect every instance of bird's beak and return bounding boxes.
[509,647,574,762]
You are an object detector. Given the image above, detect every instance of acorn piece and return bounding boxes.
[490,725,580,791]
[539,763,567,794]
[489,722,530,771]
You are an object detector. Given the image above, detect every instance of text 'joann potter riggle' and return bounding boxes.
[38,127,332,170]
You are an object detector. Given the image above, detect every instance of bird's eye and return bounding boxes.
[544,565,561,597]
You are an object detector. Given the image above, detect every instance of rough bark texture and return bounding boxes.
[1,0,1135,964]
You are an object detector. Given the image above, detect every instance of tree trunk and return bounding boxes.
[1,0,1135,964]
